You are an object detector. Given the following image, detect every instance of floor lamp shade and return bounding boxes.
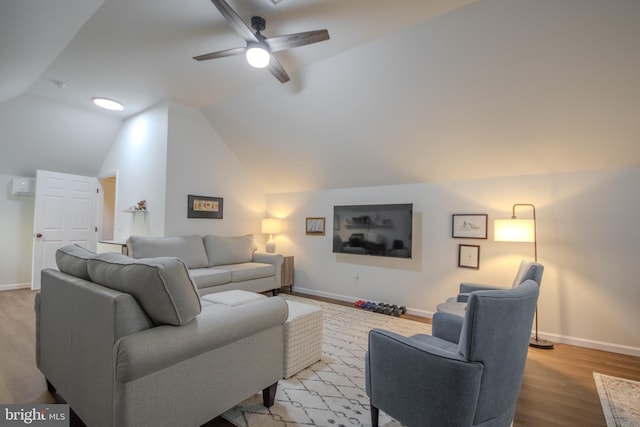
[261,218,281,253]
[494,219,536,243]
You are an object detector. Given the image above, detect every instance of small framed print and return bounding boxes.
[306,217,326,235]
[187,195,223,219]
[452,214,488,239]
[458,244,480,269]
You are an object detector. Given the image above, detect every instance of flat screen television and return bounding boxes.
[333,203,413,259]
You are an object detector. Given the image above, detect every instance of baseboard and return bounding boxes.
[292,286,640,357]
[538,332,640,357]
[292,287,434,318]
[0,282,31,292]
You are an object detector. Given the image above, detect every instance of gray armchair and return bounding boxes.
[365,280,540,427]
[437,260,543,316]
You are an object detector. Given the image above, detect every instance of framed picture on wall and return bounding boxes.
[306,217,326,235]
[187,195,223,219]
[458,244,480,269]
[452,214,488,239]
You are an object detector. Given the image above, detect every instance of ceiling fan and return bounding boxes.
[193,0,330,83]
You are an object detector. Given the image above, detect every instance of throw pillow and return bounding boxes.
[203,234,257,266]
[127,235,209,269]
[55,244,95,280]
[87,253,201,326]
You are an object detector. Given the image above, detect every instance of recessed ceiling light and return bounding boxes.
[92,97,124,111]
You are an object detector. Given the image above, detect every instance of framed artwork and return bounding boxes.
[458,244,480,269]
[187,195,223,219]
[452,214,488,239]
[306,217,326,235]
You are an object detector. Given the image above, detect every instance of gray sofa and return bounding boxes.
[127,234,283,296]
[35,244,289,427]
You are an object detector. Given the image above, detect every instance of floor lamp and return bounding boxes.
[494,203,554,349]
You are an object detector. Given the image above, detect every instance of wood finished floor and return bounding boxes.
[1,288,639,426]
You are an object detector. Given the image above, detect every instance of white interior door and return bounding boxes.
[31,170,98,290]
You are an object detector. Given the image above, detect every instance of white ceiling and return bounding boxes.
[1,0,639,193]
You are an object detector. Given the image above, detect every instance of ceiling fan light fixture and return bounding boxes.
[246,44,270,68]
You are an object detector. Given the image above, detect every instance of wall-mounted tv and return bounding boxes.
[333,203,413,259]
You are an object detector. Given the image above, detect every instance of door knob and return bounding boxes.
[35,233,43,238]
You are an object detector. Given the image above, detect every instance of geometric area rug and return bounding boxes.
[222,294,431,427]
[593,372,640,427]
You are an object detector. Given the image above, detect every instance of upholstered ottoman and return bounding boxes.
[201,291,323,378]
[283,300,323,378]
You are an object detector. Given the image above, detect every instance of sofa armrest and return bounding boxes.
[432,311,464,344]
[459,282,505,295]
[252,252,284,285]
[114,296,288,382]
[366,329,482,426]
[456,293,470,302]
[37,269,154,427]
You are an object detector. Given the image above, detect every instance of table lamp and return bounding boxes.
[261,218,281,253]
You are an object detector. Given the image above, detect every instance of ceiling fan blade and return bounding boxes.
[211,0,258,43]
[264,29,330,53]
[193,46,247,61]
[268,56,290,83]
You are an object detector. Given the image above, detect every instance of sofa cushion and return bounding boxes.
[87,253,201,326]
[188,267,232,289]
[203,234,257,267]
[223,262,275,282]
[201,290,267,307]
[55,244,95,280]
[127,235,209,269]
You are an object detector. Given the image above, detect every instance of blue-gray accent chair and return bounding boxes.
[436,260,543,317]
[365,280,540,427]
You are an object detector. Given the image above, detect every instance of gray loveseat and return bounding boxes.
[35,244,289,427]
[127,234,283,296]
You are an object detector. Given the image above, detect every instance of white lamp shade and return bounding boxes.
[246,46,270,68]
[494,219,535,242]
[261,218,282,234]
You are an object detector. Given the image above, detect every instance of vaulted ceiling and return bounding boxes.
[1,0,639,193]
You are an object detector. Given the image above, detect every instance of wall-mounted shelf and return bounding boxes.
[123,210,148,222]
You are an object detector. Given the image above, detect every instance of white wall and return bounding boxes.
[98,103,169,240]
[97,101,267,241]
[267,168,640,355]
[163,102,266,239]
[0,175,35,289]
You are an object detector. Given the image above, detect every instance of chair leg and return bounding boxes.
[371,405,379,427]
[262,381,278,408]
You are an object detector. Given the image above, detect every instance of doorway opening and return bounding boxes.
[99,174,117,241]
